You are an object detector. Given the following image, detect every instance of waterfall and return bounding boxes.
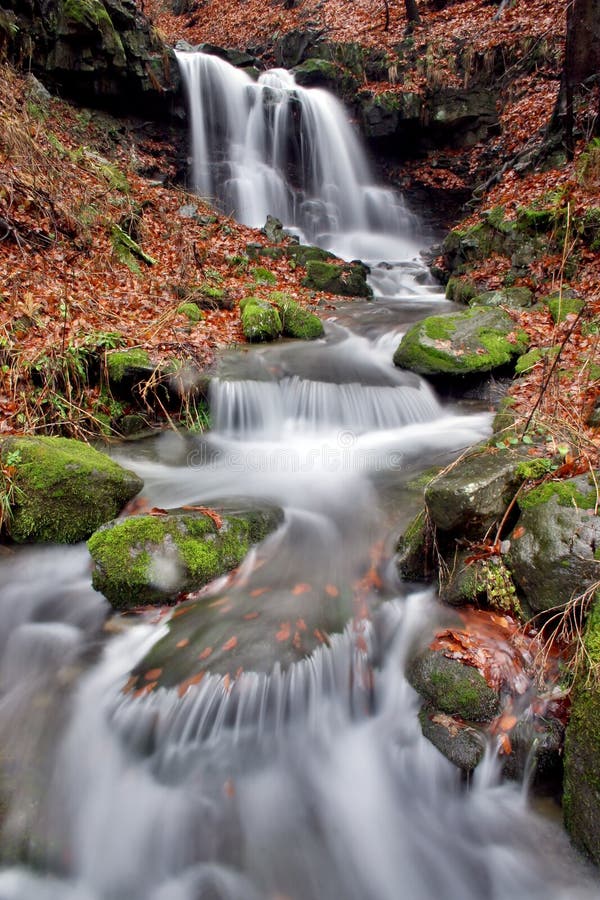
[176,51,419,260]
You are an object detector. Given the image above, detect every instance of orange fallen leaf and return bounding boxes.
[198,646,213,660]
[276,622,291,642]
[250,587,269,597]
[512,525,526,540]
[325,584,339,597]
[176,638,189,649]
[177,670,206,698]
[144,668,162,681]
[222,636,238,652]
[292,583,311,595]
[243,611,260,620]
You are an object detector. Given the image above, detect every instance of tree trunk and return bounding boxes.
[549,0,600,156]
[405,0,422,25]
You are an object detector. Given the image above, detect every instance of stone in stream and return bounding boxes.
[0,435,142,543]
[419,706,486,772]
[302,259,373,298]
[506,473,600,614]
[407,649,501,722]
[87,504,284,609]
[393,306,528,380]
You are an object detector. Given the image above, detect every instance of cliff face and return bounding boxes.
[0,0,180,116]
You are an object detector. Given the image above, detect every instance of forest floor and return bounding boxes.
[0,0,598,468]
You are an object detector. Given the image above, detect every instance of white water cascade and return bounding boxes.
[0,50,597,900]
[177,50,421,261]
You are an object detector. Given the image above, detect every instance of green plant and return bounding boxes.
[0,449,23,533]
[577,138,600,188]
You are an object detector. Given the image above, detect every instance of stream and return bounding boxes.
[0,52,598,900]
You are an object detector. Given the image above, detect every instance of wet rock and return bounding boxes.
[407,648,501,722]
[419,707,485,771]
[564,603,600,864]
[472,287,534,309]
[292,58,347,91]
[87,504,284,608]
[240,299,283,342]
[286,244,336,266]
[302,260,372,298]
[396,509,434,581]
[0,435,142,543]
[506,474,600,614]
[424,445,527,534]
[393,306,528,380]
[503,715,564,785]
[270,293,324,340]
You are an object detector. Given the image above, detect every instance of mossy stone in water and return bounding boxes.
[393,306,528,378]
[0,435,142,543]
[270,292,324,340]
[87,506,283,609]
[407,648,500,722]
[302,259,372,297]
[241,300,282,342]
[564,601,600,863]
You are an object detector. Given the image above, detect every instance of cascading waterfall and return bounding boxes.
[0,50,597,900]
[177,50,419,259]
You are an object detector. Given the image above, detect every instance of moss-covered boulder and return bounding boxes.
[393,307,528,379]
[396,509,433,581]
[471,287,533,309]
[87,504,283,608]
[564,601,600,863]
[302,259,372,298]
[506,474,600,614]
[292,57,342,90]
[0,436,142,543]
[240,299,283,342]
[407,648,500,721]
[285,244,336,267]
[542,291,585,323]
[270,293,324,340]
[425,444,527,534]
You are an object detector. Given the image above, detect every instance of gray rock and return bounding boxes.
[407,649,501,722]
[425,445,527,534]
[419,707,485,771]
[506,474,600,613]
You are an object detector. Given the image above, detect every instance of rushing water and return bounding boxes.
[0,52,597,900]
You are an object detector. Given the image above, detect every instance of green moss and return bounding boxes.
[408,650,500,721]
[110,225,156,273]
[250,266,278,285]
[0,435,142,543]
[516,206,556,234]
[519,478,598,511]
[62,0,112,28]
[423,316,456,340]
[546,295,585,323]
[270,293,324,340]
[302,260,372,297]
[445,277,479,304]
[241,302,282,342]
[285,244,335,267]
[515,457,555,480]
[482,205,513,235]
[238,295,263,312]
[200,284,225,300]
[107,348,150,383]
[177,302,204,324]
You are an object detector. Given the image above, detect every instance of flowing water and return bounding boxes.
[0,52,597,900]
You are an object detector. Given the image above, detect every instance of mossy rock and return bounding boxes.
[393,307,528,379]
[471,287,533,309]
[302,259,372,298]
[270,292,324,340]
[425,444,528,534]
[396,509,433,581]
[492,396,518,432]
[407,648,500,722]
[87,504,283,609]
[445,276,480,304]
[514,345,559,375]
[106,348,152,385]
[419,706,485,771]
[285,244,336,267]
[241,300,282,342]
[506,474,600,613]
[292,57,340,88]
[177,302,204,324]
[0,436,142,543]
[543,293,585,323]
[564,601,600,863]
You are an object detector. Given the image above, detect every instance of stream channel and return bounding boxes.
[0,52,598,900]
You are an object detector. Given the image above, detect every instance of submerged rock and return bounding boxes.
[0,435,142,543]
[87,504,284,609]
[393,307,528,380]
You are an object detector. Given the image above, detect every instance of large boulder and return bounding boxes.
[302,260,372,298]
[393,306,528,380]
[240,299,283,343]
[425,445,527,534]
[506,474,600,614]
[564,601,600,864]
[2,0,179,116]
[87,504,283,608]
[0,435,142,543]
[270,293,324,340]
